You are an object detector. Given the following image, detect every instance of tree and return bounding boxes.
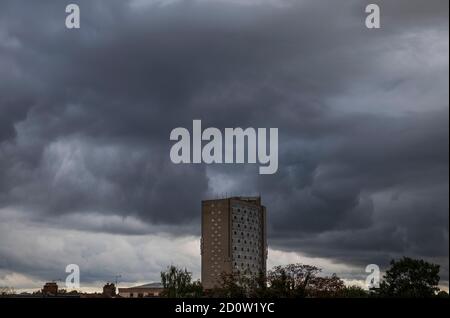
[266,264,321,298]
[211,272,248,298]
[265,264,347,298]
[436,290,449,298]
[339,285,369,298]
[211,269,267,298]
[160,265,203,298]
[0,286,15,296]
[251,271,269,298]
[188,280,204,298]
[378,257,440,298]
[213,263,347,298]
[307,274,345,298]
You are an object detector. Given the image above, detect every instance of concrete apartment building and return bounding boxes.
[201,196,267,289]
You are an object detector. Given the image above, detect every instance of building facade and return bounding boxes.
[118,282,163,298]
[42,282,58,296]
[201,197,267,289]
[102,283,116,297]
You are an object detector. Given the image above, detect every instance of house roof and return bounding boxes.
[120,282,163,290]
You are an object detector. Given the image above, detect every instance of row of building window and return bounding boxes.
[233,253,260,261]
[233,215,260,224]
[234,246,259,254]
[233,223,260,231]
[234,207,259,217]
[233,230,260,238]
[233,238,260,246]
[234,262,259,268]
[236,265,261,272]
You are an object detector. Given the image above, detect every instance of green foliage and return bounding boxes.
[160,257,443,298]
[188,280,204,298]
[265,264,347,298]
[211,272,248,298]
[210,269,266,298]
[213,263,347,298]
[160,265,203,298]
[267,264,321,298]
[436,290,449,298]
[307,273,346,298]
[338,285,369,298]
[378,257,440,298]
[0,286,15,296]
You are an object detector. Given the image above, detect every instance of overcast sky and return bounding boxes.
[0,0,448,291]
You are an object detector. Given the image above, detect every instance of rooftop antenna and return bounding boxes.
[114,275,121,287]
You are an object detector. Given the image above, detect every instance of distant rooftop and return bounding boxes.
[202,196,261,204]
[122,282,163,289]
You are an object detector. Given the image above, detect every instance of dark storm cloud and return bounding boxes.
[0,0,448,283]
[264,111,449,273]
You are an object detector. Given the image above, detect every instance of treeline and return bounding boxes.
[160,257,449,298]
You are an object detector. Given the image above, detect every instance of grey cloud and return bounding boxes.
[0,0,448,285]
